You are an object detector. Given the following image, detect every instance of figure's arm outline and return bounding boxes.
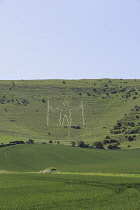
[49,106,61,112]
[69,105,82,112]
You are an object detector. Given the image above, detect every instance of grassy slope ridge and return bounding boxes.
[0,144,140,174]
[0,79,140,148]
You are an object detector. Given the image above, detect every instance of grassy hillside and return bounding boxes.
[0,79,140,148]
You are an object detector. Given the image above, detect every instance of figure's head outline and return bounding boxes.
[62,101,69,106]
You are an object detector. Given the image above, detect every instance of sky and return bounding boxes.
[0,0,140,80]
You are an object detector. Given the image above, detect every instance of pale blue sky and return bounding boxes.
[0,0,140,80]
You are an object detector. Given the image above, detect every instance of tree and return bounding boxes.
[107,142,120,149]
[78,141,86,148]
[71,141,75,147]
[93,141,104,149]
[105,136,110,139]
[128,136,134,141]
[28,139,34,144]
[117,121,122,128]
[42,99,46,103]
[110,139,117,143]
[103,139,110,145]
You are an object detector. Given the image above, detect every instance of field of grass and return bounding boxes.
[0,143,140,209]
[0,144,140,174]
[0,173,140,209]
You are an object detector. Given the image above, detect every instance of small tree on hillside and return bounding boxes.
[93,141,104,149]
[28,139,34,144]
[71,141,75,147]
[78,141,86,148]
[49,140,53,144]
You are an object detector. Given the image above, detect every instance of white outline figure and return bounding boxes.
[47,101,84,126]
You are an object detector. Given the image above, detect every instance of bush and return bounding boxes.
[127,122,135,127]
[117,121,122,127]
[105,136,110,139]
[128,136,134,141]
[103,139,110,144]
[28,139,34,144]
[110,139,117,143]
[87,92,91,96]
[107,142,120,149]
[71,141,75,147]
[42,99,46,103]
[49,140,53,144]
[93,141,104,149]
[78,141,86,148]
[9,141,25,144]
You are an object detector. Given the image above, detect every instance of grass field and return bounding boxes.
[0,144,140,209]
[0,173,140,210]
[0,144,140,174]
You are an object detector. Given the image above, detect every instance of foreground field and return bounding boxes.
[0,144,140,209]
[0,173,140,210]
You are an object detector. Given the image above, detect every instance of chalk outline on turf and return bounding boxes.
[47,101,84,126]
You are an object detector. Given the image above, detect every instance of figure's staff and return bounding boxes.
[47,101,50,126]
[81,101,85,126]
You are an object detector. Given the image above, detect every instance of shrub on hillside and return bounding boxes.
[78,141,87,148]
[71,141,75,147]
[9,141,25,144]
[42,99,46,103]
[107,142,120,149]
[128,136,134,141]
[103,139,110,144]
[110,139,117,143]
[93,141,104,149]
[105,136,110,139]
[127,122,135,127]
[87,92,91,96]
[49,140,53,144]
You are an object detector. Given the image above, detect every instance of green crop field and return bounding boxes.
[0,144,140,174]
[0,144,140,209]
[0,79,140,209]
[0,173,140,210]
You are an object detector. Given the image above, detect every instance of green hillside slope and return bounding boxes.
[0,79,140,148]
